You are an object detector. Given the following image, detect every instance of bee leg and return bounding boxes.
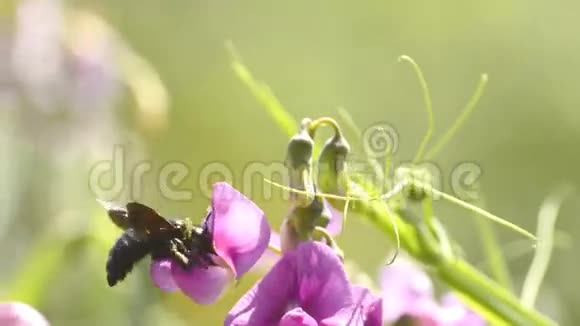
[169,240,190,269]
[174,251,190,269]
[173,238,191,256]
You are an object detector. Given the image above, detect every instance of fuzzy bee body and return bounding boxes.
[106,229,151,286]
[100,201,215,287]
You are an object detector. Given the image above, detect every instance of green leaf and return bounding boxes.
[227,41,298,138]
[521,185,574,307]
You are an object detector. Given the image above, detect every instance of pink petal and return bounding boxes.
[280,308,318,326]
[436,293,486,326]
[171,265,232,305]
[269,232,281,251]
[351,286,383,326]
[226,242,367,326]
[379,258,434,323]
[323,199,343,236]
[249,233,283,275]
[405,300,441,326]
[295,242,352,320]
[224,250,297,326]
[150,259,178,292]
[210,182,271,278]
[254,232,282,269]
[0,302,49,326]
[318,286,382,326]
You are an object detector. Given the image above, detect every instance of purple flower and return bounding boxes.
[225,241,382,326]
[150,182,271,305]
[0,302,49,326]
[380,259,486,326]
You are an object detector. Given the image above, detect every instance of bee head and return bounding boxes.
[170,218,203,240]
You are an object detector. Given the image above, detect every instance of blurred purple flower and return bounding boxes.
[225,241,382,326]
[11,0,119,116]
[380,259,486,326]
[150,182,271,305]
[435,294,487,326]
[12,0,65,114]
[7,0,125,164]
[0,302,49,326]
[66,12,119,114]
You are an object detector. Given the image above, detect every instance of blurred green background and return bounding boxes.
[1,0,579,325]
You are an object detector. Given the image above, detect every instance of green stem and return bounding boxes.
[352,188,556,326]
[424,73,489,160]
[437,260,554,325]
[398,55,434,163]
[474,196,514,292]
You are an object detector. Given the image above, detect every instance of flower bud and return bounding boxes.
[317,133,351,211]
[293,195,331,234]
[280,196,332,252]
[394,165,433,202]
[285,119,316,207]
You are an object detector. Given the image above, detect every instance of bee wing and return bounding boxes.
[125,202,177,235]
[97,199,130,230]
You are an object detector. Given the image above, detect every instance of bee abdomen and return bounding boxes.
[106,230,151,287]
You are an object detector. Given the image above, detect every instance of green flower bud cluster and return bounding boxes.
[393,165,434,202]
[280,117,350,258]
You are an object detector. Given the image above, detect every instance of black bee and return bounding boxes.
[98,200,215,287]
